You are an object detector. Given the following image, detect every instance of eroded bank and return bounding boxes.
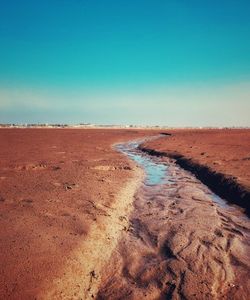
[97,138,250,299]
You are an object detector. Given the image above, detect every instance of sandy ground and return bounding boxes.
[97,138,250,300]
[0,128,249,299]
[0,128,155,299]
[142,129,250,214]
[143,129,250,190]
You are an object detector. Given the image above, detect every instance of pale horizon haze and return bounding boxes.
[1,1,250,126]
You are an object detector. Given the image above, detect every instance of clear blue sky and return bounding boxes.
[0,0,250,126]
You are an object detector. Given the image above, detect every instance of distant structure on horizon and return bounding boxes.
[0,123,249,129]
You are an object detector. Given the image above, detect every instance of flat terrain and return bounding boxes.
[0,128,154,299]
[0,128,249,299]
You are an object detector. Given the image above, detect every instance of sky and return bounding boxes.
[0,0,250,126]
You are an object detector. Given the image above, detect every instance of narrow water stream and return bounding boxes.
[117,139,247,214]
[98,138,250,300]
[116,141,169,186]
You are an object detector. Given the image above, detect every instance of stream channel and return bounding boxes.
[97,137,250,300]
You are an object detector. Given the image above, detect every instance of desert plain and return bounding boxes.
[0,128,249,300]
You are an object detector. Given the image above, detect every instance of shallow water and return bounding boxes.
[116,141,169,186]
[117,140,240,211]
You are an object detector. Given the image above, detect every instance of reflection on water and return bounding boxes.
[116,141,169,186]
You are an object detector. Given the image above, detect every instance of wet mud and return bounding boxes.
[97,139,250,300]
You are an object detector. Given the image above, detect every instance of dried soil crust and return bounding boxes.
[0,128,155,299]
[141,129,250,216]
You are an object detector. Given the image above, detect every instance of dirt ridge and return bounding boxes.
[35,165,144,300]
[139,146,250,217]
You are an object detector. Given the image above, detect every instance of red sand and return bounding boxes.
[0,128,155,299]
[0,128,249,299]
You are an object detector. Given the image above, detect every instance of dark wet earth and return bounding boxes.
[97,139,250,300]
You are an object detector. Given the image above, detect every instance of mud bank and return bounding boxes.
[98,139,250,300]
[139,146,250,217]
